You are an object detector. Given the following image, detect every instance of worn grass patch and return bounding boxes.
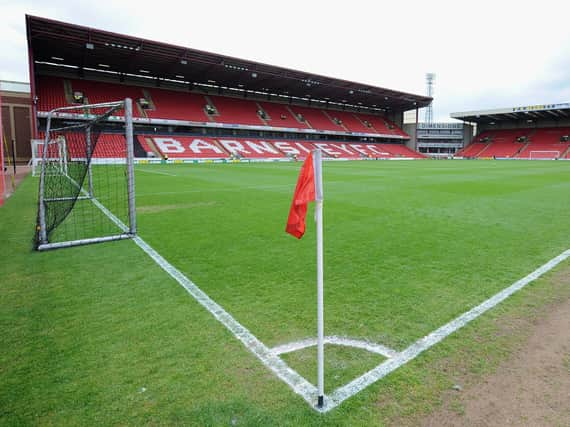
[280,345,385,394]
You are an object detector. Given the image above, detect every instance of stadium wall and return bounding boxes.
[0,81,32,162]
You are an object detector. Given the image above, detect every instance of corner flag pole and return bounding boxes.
[313,149,325,407]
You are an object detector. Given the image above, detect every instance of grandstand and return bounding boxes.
[26,15,431,163]
[452,103,570,159]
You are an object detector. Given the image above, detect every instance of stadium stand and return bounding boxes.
[324,111,370,133]
[69,79,144,117]
[459,129,525,158]
[28,15,431,169]
[216,138,285,159]
[34,76,422,161]
[35,77,413,137]
[38,131,129,158]
[208,96,266,126]
[257,102,309,129]
[135,136,424,160]
[287,106,346,131]
[377,143,425,158]
[455,142,488,158]
[356,113,409,137]
[140,136,229,159]
[143,88,210,122]
[459,127,570,159]
[516,127,570,159]
[36,76,68,112]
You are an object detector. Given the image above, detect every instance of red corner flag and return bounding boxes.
[286,152,315,239]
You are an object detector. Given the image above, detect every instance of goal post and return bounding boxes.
[35,98,136,250]
[529,150,560,160]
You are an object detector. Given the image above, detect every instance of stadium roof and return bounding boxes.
[26,15,431,113]
[451,102,570,124]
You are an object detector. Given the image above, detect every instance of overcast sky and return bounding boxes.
[2,0,570,122]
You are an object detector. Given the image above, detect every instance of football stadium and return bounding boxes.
[2,12,570,426]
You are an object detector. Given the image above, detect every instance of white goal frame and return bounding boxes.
[36,98,136,250]
[31,136,68,177]
[529,150,560,160]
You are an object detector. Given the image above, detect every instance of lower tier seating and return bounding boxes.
[38,131,425,160]
[140,135,425,160]
[516,143,570,159]
[39,132,129,159]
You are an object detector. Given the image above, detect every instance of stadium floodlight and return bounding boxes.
[34,98,136,251]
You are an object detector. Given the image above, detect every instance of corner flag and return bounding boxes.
[285,152,315,239]
[285,149,325,408]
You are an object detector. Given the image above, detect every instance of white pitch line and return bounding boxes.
[131,236,319,407]
[137,168,179,177]
[86,187,319,407]
[321,249,570,412]
[272,336,398,359]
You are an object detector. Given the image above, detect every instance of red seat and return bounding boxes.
[143,136,228,158]
[208,96,265,126]
[257,102,309,129]
[145,89,210,122]
[287,106,344,132]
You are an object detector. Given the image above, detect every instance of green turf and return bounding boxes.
[2,159,570,425]
[280,345,385,394]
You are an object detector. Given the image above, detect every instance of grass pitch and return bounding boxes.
[2,159,570,425]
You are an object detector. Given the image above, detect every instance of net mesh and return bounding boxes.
[35,103,131,249]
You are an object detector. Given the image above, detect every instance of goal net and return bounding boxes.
[34,99,136,250]
[529,150,560,160]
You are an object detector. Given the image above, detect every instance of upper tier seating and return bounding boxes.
[35,76,410,136]
[287,106,346,131]
[36,76,68,112]
[208,96,265,126]
[144,89,210,122]
[69,80,144,117]
[324,111,370,133]
[257,102,309,129]
[356,113,408,137]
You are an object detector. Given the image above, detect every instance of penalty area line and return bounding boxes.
[322,249,570,412]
